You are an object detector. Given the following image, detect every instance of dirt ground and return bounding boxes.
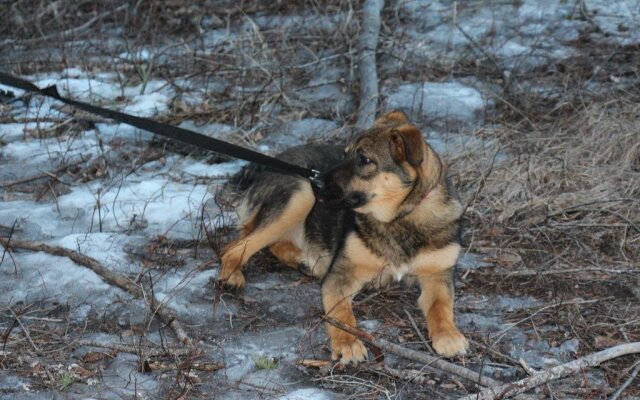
[1,1,639,399]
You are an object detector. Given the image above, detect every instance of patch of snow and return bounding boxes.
[34,76,121,101]
[293,67,354,116]
[0,249,129,311]
[397,0,446,27]
[126,92,170,117]
[183,160,247,178]
[263,118,339,147]
[516,1,570,21]
[98,353,160,397]
[246,13,346,34]
[0,133,104,164]
[0,122,54,143]
[178,121,235,139]
[426,131,499,158]
[119,48,153,61]
[554,338,580,355]
[279,388,335,400]
[586,0,640,45]
[95,122,154,142]
[384,82,485,124]
[55,178,210,239]
[457,252,494,270]
[55,233,132,273]
[360,320,381,333]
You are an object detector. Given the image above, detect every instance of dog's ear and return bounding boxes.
[389,125,424,167]
[374,110,409,127]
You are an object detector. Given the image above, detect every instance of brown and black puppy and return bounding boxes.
[218,111,468,363]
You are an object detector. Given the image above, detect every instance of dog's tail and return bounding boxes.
[215,165,262,208]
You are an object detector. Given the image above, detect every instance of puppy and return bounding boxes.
[218,111,468,363]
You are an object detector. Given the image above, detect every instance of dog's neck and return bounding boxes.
[354,183,462,261]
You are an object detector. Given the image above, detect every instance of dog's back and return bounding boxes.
[218,144,342,209]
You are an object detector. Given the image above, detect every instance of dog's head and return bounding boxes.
[325,111,444,222]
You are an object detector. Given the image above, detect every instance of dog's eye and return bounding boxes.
[357,154,372,166]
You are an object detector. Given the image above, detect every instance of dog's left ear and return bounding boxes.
[374,110,410,127]
[389,125,424,167]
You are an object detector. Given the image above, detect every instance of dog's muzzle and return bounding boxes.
[344,191,367,208]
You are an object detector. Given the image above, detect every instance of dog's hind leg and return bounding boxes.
[269,239,304,268]
[219,182,315,288]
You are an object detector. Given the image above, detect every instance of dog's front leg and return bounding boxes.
[321,269,368,364]
[416,268,469,357]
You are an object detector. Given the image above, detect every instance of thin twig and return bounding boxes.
[458,342,640,400]
[5,5,128,46]
[0,238,192,345]
[404,309,435,355]
[8,308,40,352]
[71,339,196,357]
[610,360,640,400]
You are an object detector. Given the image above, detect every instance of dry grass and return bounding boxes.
[457,98,640,269]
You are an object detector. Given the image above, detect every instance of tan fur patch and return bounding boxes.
[343,233,386,277]
[219,183,315,288]
[269,240,303,268]
[416,272,468,357]
[350,172,412,222]
[410,243,461,274]
[374,110,409,126]
[405,185,463,226]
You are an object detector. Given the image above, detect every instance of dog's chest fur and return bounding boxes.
[355,214,458,263]
[355,217,425,264]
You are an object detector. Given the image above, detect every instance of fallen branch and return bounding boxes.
[366,363,437,385]
[0,157,90,188]
[458,342,640,400]
[610,360,640,400]
[355,0,384,130]
[72,339,196,357]
[324,316,500,387]
[0,238,192,345]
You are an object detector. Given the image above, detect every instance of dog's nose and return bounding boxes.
[344,192,367,208]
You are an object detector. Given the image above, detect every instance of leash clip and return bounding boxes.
[309,169,324,190]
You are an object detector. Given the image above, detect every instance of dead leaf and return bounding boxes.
[297,359,331,369]
[81,352,111,363]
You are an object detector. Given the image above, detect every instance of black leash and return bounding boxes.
[0,71,324,188]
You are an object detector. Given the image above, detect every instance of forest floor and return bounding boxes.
[0,1,639,399]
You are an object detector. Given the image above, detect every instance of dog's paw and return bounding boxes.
[431,329,469,357]
[220,270,246,289]
[331,337,368,364]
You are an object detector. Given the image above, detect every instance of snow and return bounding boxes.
[55,233,132,273]
[126,91,169,117]
[94,122,154,142]
[183,159,246,178]
[0,250,123,309]
[263,118,339,147]
[0,122,54,143]
[279,388,335,400]
[178,120,235,138]
[55,177,210,239]
[585,0,640,45]
[384,82,485,124]
[0,133,104,164]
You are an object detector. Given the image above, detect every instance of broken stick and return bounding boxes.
[0,237,192,345]
[324,316,500,387]
[356,0,384,130]
[458,342,640,400]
